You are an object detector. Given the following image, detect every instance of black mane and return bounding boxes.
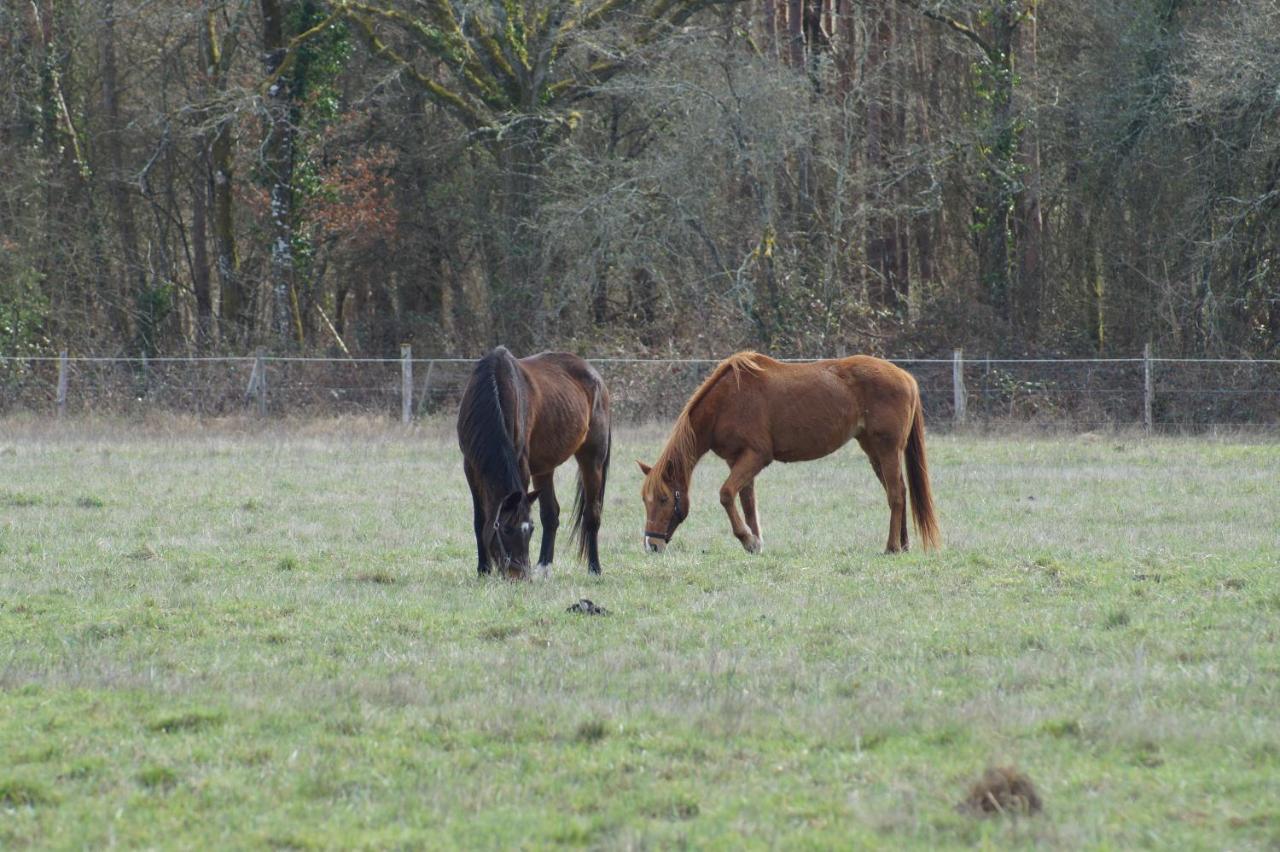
[458,347,525,497]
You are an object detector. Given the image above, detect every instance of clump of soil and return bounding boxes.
[566,598,609,615]
[960,766,1042,816]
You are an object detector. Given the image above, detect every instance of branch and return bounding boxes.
[891,0,999,66]
[257,6,347,95]
[343,12,491,129]
[546,0,743,101]
[340,2,514,109]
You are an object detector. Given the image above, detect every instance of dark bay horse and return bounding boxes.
[457,347,611,578]
[638,352,939,554]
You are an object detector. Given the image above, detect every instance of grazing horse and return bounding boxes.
[457,347,611,578]
[638,352,939,555]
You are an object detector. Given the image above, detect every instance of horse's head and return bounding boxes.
[489,489,537,577]
[637,460,687,553]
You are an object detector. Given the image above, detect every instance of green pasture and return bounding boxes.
[1,421,1277,849]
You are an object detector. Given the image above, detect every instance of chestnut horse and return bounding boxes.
[638,352,939,554]
[457,347,611,578]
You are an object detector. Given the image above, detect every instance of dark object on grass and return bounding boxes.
[567,598,609,615]
[960,766,1042,816]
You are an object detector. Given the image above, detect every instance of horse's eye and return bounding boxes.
[658,495,668,505]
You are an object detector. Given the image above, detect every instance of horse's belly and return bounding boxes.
[775,441,846,463]
[527,432,582,474]
[773,421,856,462]
[770,390,860,462]
[527,414,591,475]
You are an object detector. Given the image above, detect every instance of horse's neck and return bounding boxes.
[671,404,714,483]
[499,363,529,458]
[690,391,720,448]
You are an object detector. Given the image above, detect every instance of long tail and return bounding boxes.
[905,396,941,551]
[571,410,610,562]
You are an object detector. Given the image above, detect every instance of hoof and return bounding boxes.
[534,563,551,579]
[588,563,602,575]
[742,535,763,554]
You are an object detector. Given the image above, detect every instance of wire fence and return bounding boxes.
[1,351,1278,432]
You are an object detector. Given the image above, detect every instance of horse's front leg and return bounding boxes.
[720,451,768,554]
[464,463,490,575]
[739,480,762,551]
[533,472,558,575]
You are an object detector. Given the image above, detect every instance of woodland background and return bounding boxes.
[1,0,1278,360]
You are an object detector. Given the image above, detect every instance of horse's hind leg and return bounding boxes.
[533,472,558,573]
[464,463,489,575]
[875,444,909,553]
[575,454,605,574]
[857,435,886,487]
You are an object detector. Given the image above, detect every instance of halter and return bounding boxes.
[644,490,683,542]
[491,514,532,565]
[491,516,511,563]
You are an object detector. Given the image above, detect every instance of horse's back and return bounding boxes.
[518,352,607,415]
[726,354,917,460]
[520,352,604,392]
[518,352,609,473]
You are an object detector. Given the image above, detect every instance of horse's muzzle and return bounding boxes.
[502,558,532,579]
[643,536,666,554]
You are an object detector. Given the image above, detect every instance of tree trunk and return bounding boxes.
[762,0,777,58]
[199,3,243,340]
[1013,6,1044,343]
[975,5,1018,330]
[490,124,549,348]
[865,1,902,313]
[786,0,805,67]
[191,170,214,347]
[910,19,939,293]
[260,0,299,348]
[100,0,152,355]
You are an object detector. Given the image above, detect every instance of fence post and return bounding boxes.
[953,348,967,426]
[417,359,436,416]
[401,344,413,424]
[247,349,268,417]
[56,350,69,418]
[1143,343,1153,434]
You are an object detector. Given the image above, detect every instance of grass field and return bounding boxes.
[1,419,1278,849]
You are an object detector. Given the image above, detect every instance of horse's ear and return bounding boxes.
[636,460,652,476]
[500,490,523,512]
[526,489,541,505]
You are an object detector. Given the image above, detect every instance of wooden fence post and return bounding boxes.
[401,344,413,424]
[417,359,436,416]
[245,350,268,417]
[56,350,69,418]
[953,348,967,426]
[1143,343,1153,434]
